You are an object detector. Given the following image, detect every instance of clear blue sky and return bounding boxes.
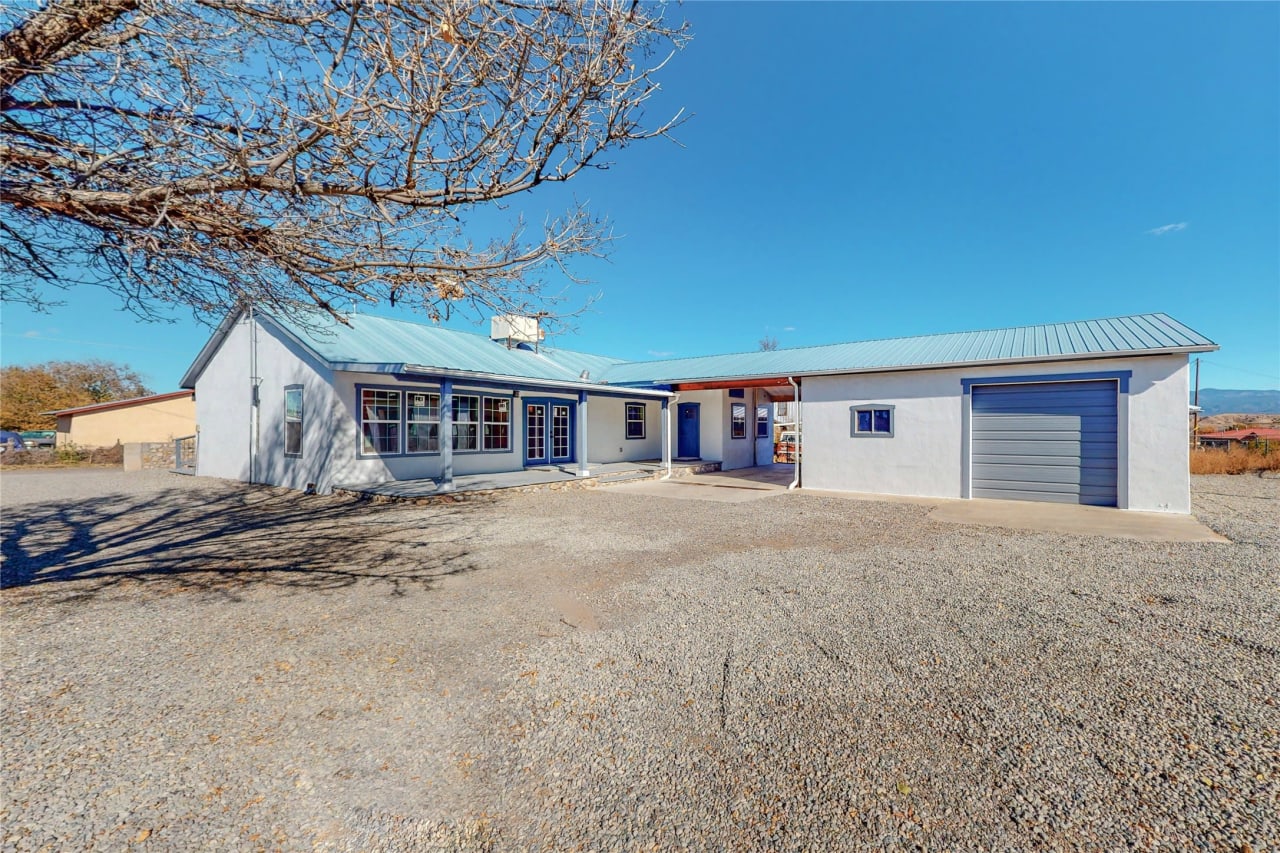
[3,2,1277,390]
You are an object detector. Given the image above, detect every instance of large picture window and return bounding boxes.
[731,402,747,439]
[358,386,513,456]
[361,389,401,454]
[407,391,440,453]
[453,395,479,451]
[625,402,646,439]
[483,397,510,451]
[284,386,303,456]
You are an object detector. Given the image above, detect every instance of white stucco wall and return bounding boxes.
[801,354,1192,512]
[195,313,339,492]
[752,390,774,466]
[587,396,662,463]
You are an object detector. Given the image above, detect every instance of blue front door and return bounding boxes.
[677,402,700,459]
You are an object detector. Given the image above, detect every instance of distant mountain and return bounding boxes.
[1194,388,1280,416]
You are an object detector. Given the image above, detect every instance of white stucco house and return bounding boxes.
[180,310,1217,512]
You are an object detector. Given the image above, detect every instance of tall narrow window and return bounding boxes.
[284,386,303,456]
[526,403,546,461]
[483,397,510,451]
[407,391,440,453]
[731,402,747,439]
[756,405,769,438]
[453,395,479,450]
[551,404,571,458]
[625,402,646,439]
[361,388,400,454]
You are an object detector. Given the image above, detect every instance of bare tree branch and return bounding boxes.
[0,0,689,327]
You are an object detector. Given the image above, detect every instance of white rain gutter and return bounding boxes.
[661,393,679,480]
[787,376,801,490]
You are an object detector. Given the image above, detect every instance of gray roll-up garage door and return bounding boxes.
[971,381,1118,506]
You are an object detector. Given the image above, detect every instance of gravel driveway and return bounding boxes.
[2,469,1276,850]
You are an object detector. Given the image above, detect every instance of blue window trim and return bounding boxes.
[356,382,412,459]
[448,390,515,455]
[624,400,647,440]
[403,387,444,457]
[961,370,1132,395]
[851,404,895,438]
[284,384,303,458]
[755,404,769,438]
[355,382,516,459]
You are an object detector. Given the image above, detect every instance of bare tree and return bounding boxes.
[0,0,688,326]
[758,335,779,352]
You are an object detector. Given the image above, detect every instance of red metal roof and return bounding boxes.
[45,390,193,418]
[1199,427,1280,441]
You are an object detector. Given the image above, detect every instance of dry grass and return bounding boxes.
[1190,444,1280,475]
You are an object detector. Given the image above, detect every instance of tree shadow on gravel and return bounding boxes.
[0,484,482,602]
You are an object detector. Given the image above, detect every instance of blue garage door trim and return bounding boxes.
[971,380,1118,507]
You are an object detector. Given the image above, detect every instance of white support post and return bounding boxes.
[660,396,673,479]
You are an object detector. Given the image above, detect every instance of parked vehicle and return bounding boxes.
[774,430,800,463]
[0,430,27,454]
[19,430,55,449]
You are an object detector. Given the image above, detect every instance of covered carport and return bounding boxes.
[661,376,802,486]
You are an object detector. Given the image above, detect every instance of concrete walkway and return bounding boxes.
[606,464,794,503]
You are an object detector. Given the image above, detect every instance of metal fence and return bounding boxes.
[173,434,197,474]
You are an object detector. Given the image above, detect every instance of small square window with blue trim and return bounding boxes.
[852,405,894,437]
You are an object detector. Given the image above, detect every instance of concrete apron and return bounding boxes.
[927,497,1229,543]
[616,469,1228,542]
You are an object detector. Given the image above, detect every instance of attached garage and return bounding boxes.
[969,379,1119,506]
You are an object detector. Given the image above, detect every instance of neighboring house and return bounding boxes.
[181,311,1217,513]
[47,391,196,448]
[1197,427,1280,449]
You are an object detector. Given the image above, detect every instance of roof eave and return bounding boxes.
[179,309,244,389]
[41,389,194,418]
[399,364,673,397]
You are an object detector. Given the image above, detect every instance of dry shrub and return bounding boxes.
[1190,444,1280,475]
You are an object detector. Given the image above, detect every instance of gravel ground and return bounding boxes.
[1,469,1276,851]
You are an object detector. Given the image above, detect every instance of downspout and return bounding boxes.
[787,377,801,490]
[661,393,679,480]
[249,306,260,484]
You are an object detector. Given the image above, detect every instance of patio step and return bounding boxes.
[595,470,657,485]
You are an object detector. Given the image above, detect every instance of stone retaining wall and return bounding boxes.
[123,442,177,471]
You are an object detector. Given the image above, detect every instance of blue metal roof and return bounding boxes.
[595,313,1217,385]
[183,310,1216,390]
[278,312,626,384]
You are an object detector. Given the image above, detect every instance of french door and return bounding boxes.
[525,400,573,465]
